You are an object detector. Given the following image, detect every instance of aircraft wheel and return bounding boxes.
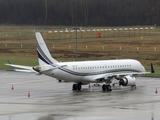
[73,84,77,90]
[107,85,112,91]
[102,84,107,91]
[77,83,82,90]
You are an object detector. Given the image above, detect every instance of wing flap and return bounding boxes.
[95,72,151,81]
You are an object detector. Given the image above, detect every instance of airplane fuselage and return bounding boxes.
[43,59,145,83]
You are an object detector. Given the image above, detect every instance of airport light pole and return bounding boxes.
[73,24,80,61]
[76,24,77,61]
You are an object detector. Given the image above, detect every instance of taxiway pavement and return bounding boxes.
[0,71,160,120]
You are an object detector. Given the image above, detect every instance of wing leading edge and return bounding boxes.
[5,63,35,72]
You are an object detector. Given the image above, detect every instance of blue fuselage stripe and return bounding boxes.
[57,67,140,76]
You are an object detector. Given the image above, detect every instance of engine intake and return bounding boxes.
[119,75,136,86]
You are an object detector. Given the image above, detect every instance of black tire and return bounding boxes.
[77,83,81,90]
[73,84,77,90]
[107,85,112,91]
[102,84,107,91]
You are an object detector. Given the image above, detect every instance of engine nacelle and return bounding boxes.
[119,75,136,86]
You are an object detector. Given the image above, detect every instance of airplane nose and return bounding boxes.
[33,65,41,72]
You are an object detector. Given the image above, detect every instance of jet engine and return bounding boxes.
[33,65,53,73]
[119,75,136,86]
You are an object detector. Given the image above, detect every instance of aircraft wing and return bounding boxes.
[95,63,154,81]
[5,61,67,73]
[96,71,151,81]
[5,63,36,73]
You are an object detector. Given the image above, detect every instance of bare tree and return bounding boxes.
[0,0,160,25]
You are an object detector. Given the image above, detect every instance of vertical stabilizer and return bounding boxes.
[35,32,59,65]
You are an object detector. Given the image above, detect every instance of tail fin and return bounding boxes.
[35,32,59,65]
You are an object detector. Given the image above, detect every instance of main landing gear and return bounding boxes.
[72,83,82,91]
[102,84,112,91]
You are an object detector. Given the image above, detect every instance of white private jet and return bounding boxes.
[5,32,154,91]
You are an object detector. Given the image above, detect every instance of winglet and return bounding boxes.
[8,60,16,71]
[151,63,155,73]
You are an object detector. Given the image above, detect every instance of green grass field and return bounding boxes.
[0,25,160,77]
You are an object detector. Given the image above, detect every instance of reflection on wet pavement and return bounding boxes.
[0,71,160,120]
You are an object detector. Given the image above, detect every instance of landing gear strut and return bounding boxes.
[72,83,82,91]
[102,84,112,91]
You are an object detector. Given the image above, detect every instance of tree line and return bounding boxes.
[0,0,159,26]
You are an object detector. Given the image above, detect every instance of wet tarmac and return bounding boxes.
[0,70,160,120]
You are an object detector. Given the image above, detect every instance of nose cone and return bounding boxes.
[33,65,41,72]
